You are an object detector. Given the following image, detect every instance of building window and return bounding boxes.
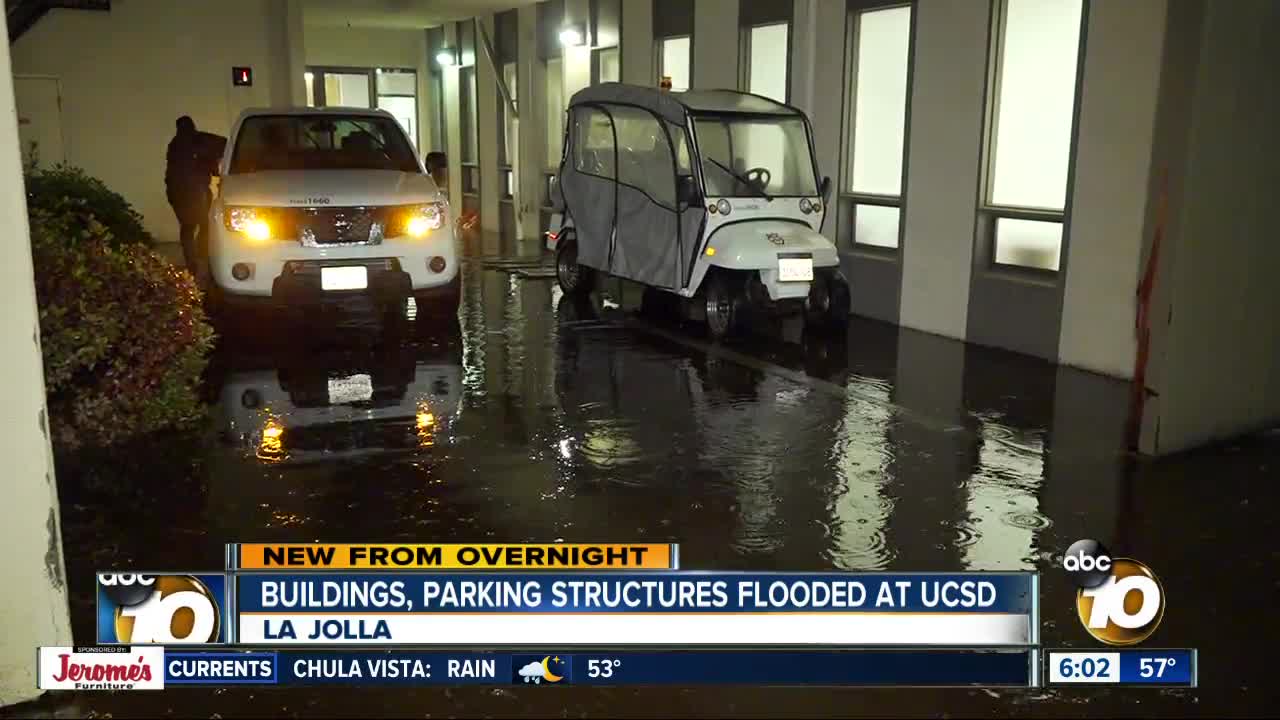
[841,4,912,250]
[658,36,690,91]
[460,64,479,196]
[428,71,445,153]
[306,67,418,148]
[982,0,1085,272]
[376,69,418,149]
[499,61,518,168]
[592,46,620,84]
[742,22,789,102]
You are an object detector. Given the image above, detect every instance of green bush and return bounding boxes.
[28,171,213,450]
[25,164,154,248]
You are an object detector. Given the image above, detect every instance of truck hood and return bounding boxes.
[219,170,441,207]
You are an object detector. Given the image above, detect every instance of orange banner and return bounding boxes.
[236,543,676,570]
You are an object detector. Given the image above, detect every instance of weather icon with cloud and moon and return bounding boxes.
[513,655,567,684]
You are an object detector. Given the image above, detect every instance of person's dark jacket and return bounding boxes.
[166,131,226,204]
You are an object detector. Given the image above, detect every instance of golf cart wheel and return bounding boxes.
[704,272,743,341]
[555,237,594,295]
[805,271,851,334]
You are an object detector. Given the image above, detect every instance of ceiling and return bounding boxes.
[302,0,538,29]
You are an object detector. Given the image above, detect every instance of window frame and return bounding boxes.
[459,64,480,197]
[738,20,793,105]
[977,0,1089,276]
[591,45,621,85]
[838,1,915,254]
[656,35,692,91]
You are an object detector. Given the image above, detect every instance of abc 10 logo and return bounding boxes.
[97,573,221,644]
[1062,540,1164,646]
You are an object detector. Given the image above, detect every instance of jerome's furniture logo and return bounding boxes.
[38,646,165,690]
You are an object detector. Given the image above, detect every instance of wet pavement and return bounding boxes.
[13,232,1280,717]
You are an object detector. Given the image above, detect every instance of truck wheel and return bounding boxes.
[556,237,594,295]
[704,272,744,341]
[806,271,851,334]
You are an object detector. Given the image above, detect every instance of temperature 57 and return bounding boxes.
[586,658,623,679]
[1140,657,1176,678]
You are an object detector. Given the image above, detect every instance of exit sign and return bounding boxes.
[232,67,253,87]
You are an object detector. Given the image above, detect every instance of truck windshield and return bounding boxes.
[229,115,419,174]
[692,116,817,197]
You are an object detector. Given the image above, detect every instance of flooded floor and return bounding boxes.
[16,233,1280,717]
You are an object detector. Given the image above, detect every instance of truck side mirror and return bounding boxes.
[820,176,832,206]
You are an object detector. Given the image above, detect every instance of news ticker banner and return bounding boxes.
[97,570,1037,646]
[37,647,1201,690]
[38,647,1038,690]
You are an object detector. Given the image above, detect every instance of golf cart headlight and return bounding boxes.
[225,206,271,241]
[799,198,813,214]
[405,202,446,237]
[716,199,731,216]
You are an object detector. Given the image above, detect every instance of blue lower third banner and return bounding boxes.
[235,572,1036,646]
[163,650,1033,687]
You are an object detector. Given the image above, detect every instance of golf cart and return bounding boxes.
[547,84,849,338]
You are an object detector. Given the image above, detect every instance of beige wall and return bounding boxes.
[0,12,73,705]
[10,0,304,246]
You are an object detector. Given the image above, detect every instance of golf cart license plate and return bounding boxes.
[778,257,814,282]
[321,266,368,290]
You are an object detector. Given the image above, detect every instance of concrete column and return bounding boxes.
[621,0,654,85]
[0,13,74,706]
[693,0,740,89]
[284,0,307,106]
[477,14,501,233]
[1140,0,1280,454]
[789,0,844,245]
[897,0,988,340]
[1057,0,1167,379]
[265,0,306,107]
[563,0,591,98]
[518,5,544,241]
[443,23,464,209]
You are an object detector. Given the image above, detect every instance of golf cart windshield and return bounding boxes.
[692,116,817,198]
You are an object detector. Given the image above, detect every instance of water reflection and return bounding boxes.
[961,419,1049,571]
[827,380,896,570]
[215,339,465,465]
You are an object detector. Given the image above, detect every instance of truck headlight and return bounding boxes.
[405,202,446,237]
[224,206,272,241]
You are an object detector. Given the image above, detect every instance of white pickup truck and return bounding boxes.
[209,107,459,329]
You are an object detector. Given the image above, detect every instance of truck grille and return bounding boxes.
[293,206,393,246]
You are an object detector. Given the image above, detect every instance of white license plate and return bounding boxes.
[320,266,368,290]
[778,257,814,282]
[328,374,373,404]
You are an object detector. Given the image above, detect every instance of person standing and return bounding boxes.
[425,151,448,192]
[165,116,219,285]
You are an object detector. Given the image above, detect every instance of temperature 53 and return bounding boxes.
[586,659,622,679]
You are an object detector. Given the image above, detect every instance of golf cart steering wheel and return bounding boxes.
[744,167,771,193]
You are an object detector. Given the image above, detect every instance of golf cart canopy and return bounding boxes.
[557,83,821,293]
[566,84,803,125]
